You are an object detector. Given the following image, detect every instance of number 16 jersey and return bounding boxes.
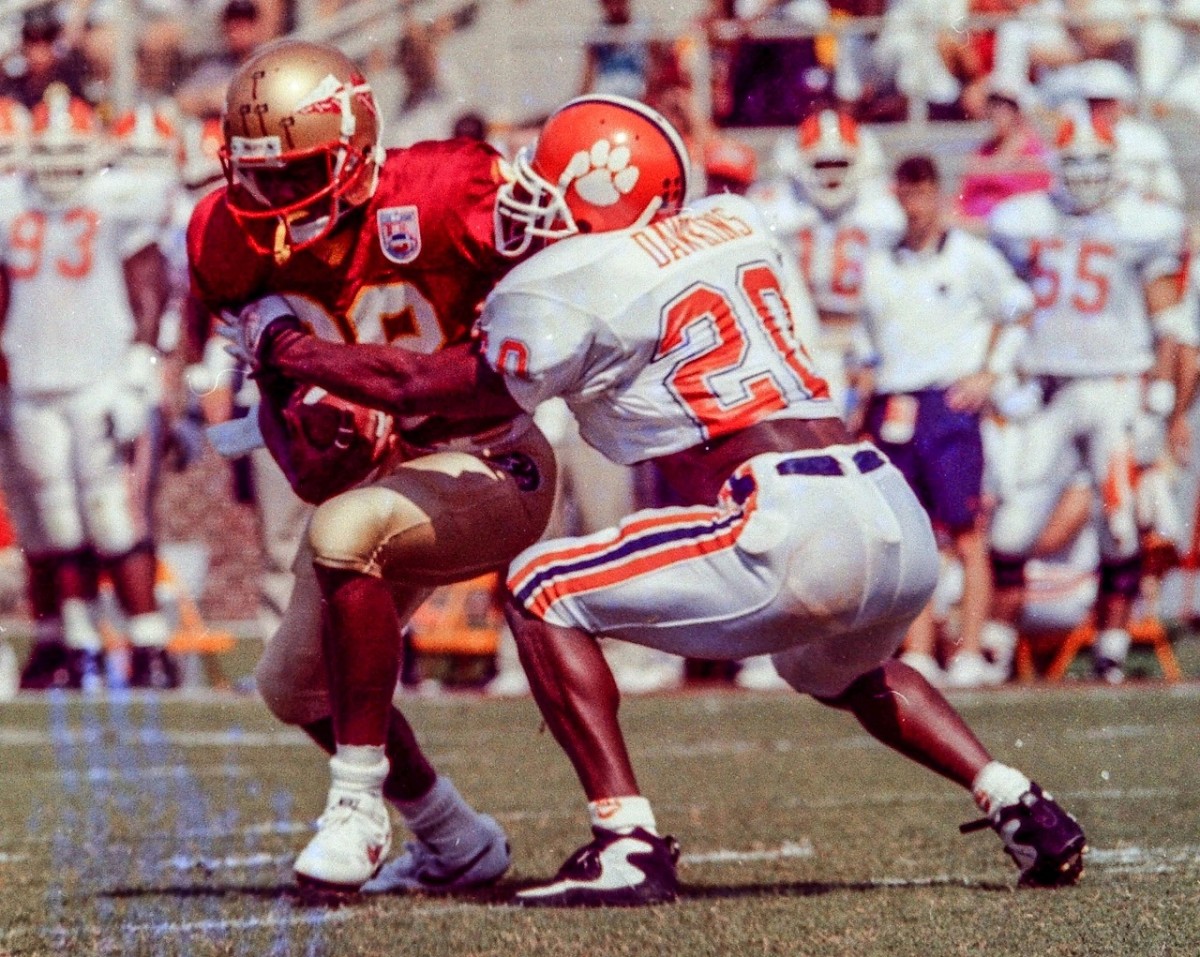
[479,194,837,467]
[988,189,1184,377]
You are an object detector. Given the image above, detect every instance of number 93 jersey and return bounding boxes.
[479,194,837,466]
[988,189,1185,377]
[0,168,170,396]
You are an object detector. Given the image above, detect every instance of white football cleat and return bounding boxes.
[734,656,790,691]
[944,651,1005,689]
[899,650,945,687]
[294,759,393,892]
[362,812,511,894]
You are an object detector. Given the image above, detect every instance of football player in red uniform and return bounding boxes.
[187,40,556,893]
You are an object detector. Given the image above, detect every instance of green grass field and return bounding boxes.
[0,666,1198,957]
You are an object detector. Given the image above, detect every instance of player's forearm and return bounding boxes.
[264,329,521,419]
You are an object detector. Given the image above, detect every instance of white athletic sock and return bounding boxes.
[972,761,1032,818]
[588,795,657,834]
[336,743,387,769]
[981,620,1019,670]
[329,749,388,795]
[393,776,486,857]
[127,611,171,648]
[1095,628,1131,664]
[61,598,102,651]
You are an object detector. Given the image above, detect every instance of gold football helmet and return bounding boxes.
[221,39,380,257]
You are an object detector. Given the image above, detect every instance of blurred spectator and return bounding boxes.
[1139,0,1200,116]
[0,6,91,109]
[384,4,481,148]
[580,0,680,100]
[990,0,1085,105]
[955,79,1052,226]
[175,0,273,120]
[707,0,828,126]
[865,0,988,121]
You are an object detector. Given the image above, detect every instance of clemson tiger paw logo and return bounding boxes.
[565,139,640,207]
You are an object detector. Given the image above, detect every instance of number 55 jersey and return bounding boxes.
[988,189,1184,377]
[479,193,836,467]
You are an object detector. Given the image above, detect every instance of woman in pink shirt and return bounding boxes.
[956,83,1052,227]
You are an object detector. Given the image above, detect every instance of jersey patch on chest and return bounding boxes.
[377,205,422,264]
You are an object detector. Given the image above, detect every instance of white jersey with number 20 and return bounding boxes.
[480,194,837,466]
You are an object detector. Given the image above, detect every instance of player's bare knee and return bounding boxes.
[307,490,388,574]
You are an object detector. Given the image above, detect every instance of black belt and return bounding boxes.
[776,448,886,478]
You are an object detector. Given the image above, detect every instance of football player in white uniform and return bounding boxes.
[476,95,1085,906]
[986,111,1188,685]
[0,88,177,690]
[748,109,904,419]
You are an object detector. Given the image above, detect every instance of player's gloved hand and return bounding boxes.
[108,343,163,446]
[165,404,207,472]
[216,295,303,371]
[990,375,1041,422]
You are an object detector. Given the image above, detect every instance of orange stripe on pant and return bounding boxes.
[519,508,753,621]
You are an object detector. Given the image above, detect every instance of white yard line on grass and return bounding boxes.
[0,727,311,747]
[683,841,814,864]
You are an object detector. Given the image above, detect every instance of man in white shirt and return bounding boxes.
[858,155,1034,688]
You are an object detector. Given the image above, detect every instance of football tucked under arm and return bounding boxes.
[258,381,396,505]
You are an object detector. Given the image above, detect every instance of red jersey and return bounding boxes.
[187,138,515,442]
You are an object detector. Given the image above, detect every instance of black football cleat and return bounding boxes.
[129,647,180,690]
[515,826,680,908]
[961,782,1087,887]
[19,640,73,690]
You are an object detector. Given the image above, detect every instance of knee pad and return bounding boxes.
[308,486,424,577]
[991,551,1027,590]
[83,479,140,556]
[1099,554,1141,600]
[37,486,85,552]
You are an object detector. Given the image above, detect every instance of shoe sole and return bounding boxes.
[514,884,677,908]
[294,868,377,895]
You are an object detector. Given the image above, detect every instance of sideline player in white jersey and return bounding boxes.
[986,110,1188,685]
[748,108,904,417]
[474,96,1083,905]
[0,88,178,690]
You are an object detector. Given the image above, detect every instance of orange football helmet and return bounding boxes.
[1053,111,1118,212]
[795,109,862,211]
[29,86,104,200]
[111,102,180,171]
[494,94,690,258]
[180,117,225,192]
[221,39,380,255]
[0,98,29,173]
